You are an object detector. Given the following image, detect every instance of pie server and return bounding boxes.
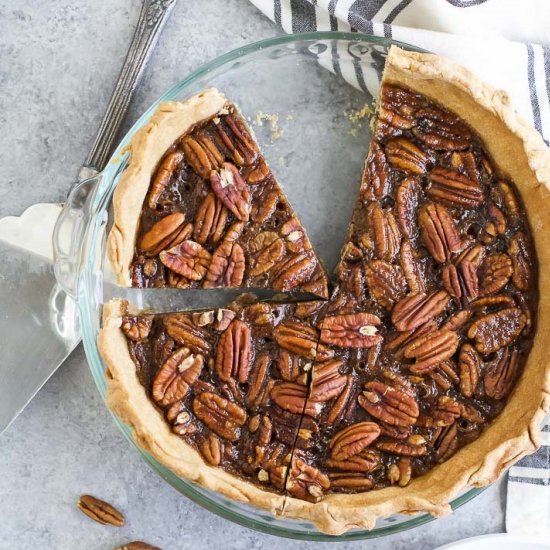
[0,0,178,435]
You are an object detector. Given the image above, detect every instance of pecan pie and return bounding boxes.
[99,47,550,535]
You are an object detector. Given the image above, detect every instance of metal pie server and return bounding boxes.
[0,0,178,435]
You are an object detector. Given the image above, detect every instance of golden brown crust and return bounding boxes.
[98,299,287,513]
[279,46,550,535]
[107,89,228,286]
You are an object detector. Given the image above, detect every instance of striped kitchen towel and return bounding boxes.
[248,0,550,536]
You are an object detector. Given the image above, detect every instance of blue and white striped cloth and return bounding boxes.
[249,0,550,536]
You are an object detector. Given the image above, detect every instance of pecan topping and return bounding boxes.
[247,352,270,406]
[277,350,300,382]
[326,376,354,425]
[271,382,322,417]
[320,313,382,348]
[326,454,379,474]
[379,84,422,129]
[182,135,222,179]
[435,423,459,462]
[508,232,533,291]
[246,157,270,183]
[193,192,228,245]
[152,347,203,406]
[427,167,484,208]
[412,107,471,150]
[249,231,285,276]
[166,402,195,435]
[164,314,212,354]
[147,151,183,208]
[209,163,251,221]
[419,202,462,263]
[392,290,451,332]
[376,436,427,456]
[159,240,211,281]
[192,392,247,441]
[281,217,311,254]
[395,177,421,238]
[272,252,317,292]
[400,241,426,293]
[309,360,348,402]
[287,458,330,502]
[467,307,526,354]
[200,434,223,466]
[77,495,125,527]
[418,396,461,427]
[365,260,407,309]
[388,458,412,487]
[274,321,333,360]
[498,181,521,222]
[328,473,375,491]
[404,329,459,372]
[484,347,521,399]
[330,422,381,461]
[140,212,189,256]
[121,315,152,341]
[458,344,481,397]
[362,141,389,199]
[385,138,433,175]
[203,240,245,288]
[358,381,419,427]
[479,253,513,295]
[223,113,258,165]
[368,203,402,262]
[215,320,252,383]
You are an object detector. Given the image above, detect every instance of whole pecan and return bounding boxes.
[287,458,330,502]
[330,422,381,461]
[121,315,152,342]
[209,163,251,221]
[152,347,204,406]
[147,151,183,209]
[140,212,189,257]
[412,106,472,150]
[274,321,333,360]
[365,260,407,310]
[164,314,212,354]
[419,202,462,263]
[200,433,223,466]
[368,203,402,262]
[159,240,211,281]
[271,382,323,416]
[77,495,125,527]
[467,307,526,354]
[358,381,419,427]
[247,352,271,406]
[192,392,247,441]
[309,360,348,402]
[362,140,390,199]
[203,240,245,288]
[427,166,484,208]
[392,290,450,332]
[272,251,317,292]
[320,312,382,348]
[479,253,513,295]
[193,192,229,245]
[404,329,459,372]
[395,177,422,239]
[249,231,286,276]
[484,347,521,399]
[508,232,532,291]
[385,138,433,175]
[215,319,252,383]
[182,134,223,179]
[458,344,481,397]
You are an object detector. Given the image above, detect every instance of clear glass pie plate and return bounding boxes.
[66,32,484,540]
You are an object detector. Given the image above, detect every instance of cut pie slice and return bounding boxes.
[107,89,329,298]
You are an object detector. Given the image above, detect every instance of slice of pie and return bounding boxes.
[107,88,328,298]
[99,46,550,535]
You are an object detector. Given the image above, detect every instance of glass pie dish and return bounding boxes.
[54,32,484,540]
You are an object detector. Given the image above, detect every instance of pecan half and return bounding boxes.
[388,458,412,487]
[247,352,271,406]
[419,202,462,263]
[376,435,427,456]
[249,231,286,276]
[479,253,513,295]
[330,422,381,461]
[404,329,459,372]
[193,192,228,245]
[164,314,212,354]
[215,320,252,383]
[326,375,354,425]
[498,181,521,222]
[484,347,521,399]
[392,290,450,332]
[121,315,152,342]
[385,138,433,175]
[441,246,481,301]
[310,360,348,402]
[362,141,390,199]
[274,321,332,360]
[358,381,419,427]
[412,107,471,150]
[200,434,223,466]
[441,310,472,332]
[271,382,322,416]
[147,151,183,208]
[467,307,526,354]
[140,212,188,256]
[418,396,461,427]
[508,232,533,291]
[152,347,204,406]
[287,458,331,502]
[379,84,423,129]
[326,454,379,474]
[182,135,222,179]
[320,312,382,348]
[209,163,251,221]
[77,495,125,527]
[328,472,375,491]
[166,402,196,435]
[193,392,247,441]
[246,157,270,183]
[365,260,407,309]
[281,218,311,254]
[159,240,211,280]
[203,240,245,288]
[400,241,426,293]
[395,177,421,238]
[368,203,402,262]
[434,423,458,462]
[222,113,258,165]
[458,344,481,397]
[272,251,317,292]
[277,349,301,382]
[427,167,484,208]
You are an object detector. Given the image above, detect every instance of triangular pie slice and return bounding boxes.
[108,89,328,298]
[281,46,548,534]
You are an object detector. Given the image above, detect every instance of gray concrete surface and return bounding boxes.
[0,1,506,548]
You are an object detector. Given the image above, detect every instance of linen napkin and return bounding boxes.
[248,0,550,536]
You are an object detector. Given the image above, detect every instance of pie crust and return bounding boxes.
[99,46,550,535]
